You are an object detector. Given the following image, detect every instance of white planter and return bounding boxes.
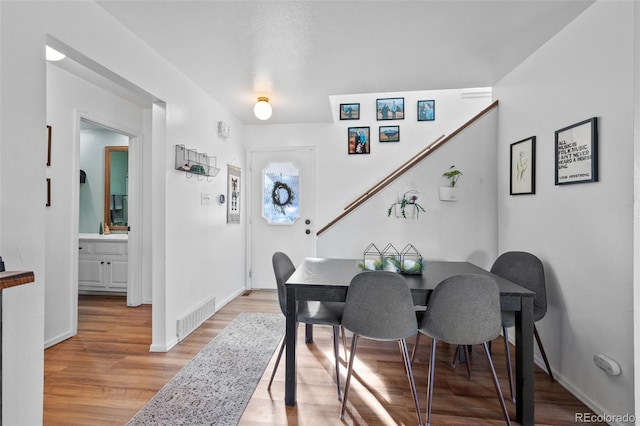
[438,186,459,202]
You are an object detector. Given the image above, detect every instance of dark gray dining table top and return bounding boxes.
[286,257,534,298]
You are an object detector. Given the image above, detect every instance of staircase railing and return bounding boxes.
[316,99,498,236]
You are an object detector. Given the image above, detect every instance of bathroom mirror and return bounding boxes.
[104,146,128,232]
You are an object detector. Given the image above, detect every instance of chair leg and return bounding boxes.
[411,332,421,363]
[452,344,459,368]
[482,342,512,426]
[267,337,286,391]
[451,345,472,379]
[503,327,516,403]
[340,334,359,420]
[399,338,424,426]
[341,325,348,361]
[534,325,555,382]
[332,325,343,401]
[426,337,437,426]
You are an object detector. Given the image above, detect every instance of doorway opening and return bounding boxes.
[78,119,131,298]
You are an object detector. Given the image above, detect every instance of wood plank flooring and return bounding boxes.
[44,291,603,425]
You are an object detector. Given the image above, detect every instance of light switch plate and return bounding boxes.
[201,192,210,205]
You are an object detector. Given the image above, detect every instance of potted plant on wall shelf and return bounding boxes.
[388,190,426,219]
[439,165,462,201]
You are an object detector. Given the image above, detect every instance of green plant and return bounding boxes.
[443,165,463,187]
[387,191,426,219]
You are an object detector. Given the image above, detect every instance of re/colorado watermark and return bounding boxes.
[575,412,635,423]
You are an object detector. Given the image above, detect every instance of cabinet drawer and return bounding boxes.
[78,242,93,254]
[94,241,127,256]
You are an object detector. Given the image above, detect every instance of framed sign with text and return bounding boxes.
[555,117,598,185]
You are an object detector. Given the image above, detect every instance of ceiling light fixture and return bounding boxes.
[45,46,66,62]
[253,97,272,120]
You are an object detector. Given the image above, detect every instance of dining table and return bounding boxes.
[284,257,536,425]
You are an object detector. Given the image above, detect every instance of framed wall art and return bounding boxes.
[47,125,52,166]
[340,103,360,120]
[379,125,400,142]
[417,100,435,121]
[348,127,370,154]
[46,178,51,207]
[376,97,404,120]
[555,117,598,185]
[226,165,241,223]
[510,136,536,195]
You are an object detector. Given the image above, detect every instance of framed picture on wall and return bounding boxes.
[376,97,404,120]
[555,117,598,185]
[348,127,370,154]
[417,100,435,121]
[47,125,52,166]
[227,165,241,223]
[340,103,360,120]
[379,125,400,142]
[510,136,536,195]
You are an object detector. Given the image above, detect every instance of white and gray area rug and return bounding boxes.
[126,312,284,425]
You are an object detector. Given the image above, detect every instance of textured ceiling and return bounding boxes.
[94,0,593,124]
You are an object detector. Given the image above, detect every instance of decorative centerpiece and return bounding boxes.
[359,243,383,271]
[381,243,401,272]
[400,243,425,274]
[388,190,426,219]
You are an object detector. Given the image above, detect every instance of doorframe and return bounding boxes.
[72,111,143,332]
[246,146,317,290]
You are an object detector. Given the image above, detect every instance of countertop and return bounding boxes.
[79,233,128,241]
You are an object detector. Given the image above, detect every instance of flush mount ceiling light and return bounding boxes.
[253,97,272,120]
[45,46,65,61]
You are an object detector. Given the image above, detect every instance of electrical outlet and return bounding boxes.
[594,354,621,376]
[201,192,210,205]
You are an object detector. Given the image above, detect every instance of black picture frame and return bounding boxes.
[417,100,435,121]
[555,117,598,185]
[340,103,360,120]
[510,136,536,195]
[348,127,370,154]
[226,165,241,223]
[379,125,400,143]
[47,125,52,166]
[376,97,404,120]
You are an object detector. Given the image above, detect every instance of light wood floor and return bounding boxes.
[44,291,603,425]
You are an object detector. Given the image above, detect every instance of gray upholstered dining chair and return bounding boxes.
[268,252,346,400]
[340,271,423,426]
[418,274,511,426]
[491,251,554,403]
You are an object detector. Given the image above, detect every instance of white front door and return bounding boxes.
[249,147,316,289]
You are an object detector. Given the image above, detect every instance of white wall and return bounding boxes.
[317,108,498,267]
[0,4,46,425]
[245,89,496,266]
[1,2,247,422]
[494,1,635,422]
[45,63,141,348]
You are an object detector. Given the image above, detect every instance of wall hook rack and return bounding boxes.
[175,144,221,181]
